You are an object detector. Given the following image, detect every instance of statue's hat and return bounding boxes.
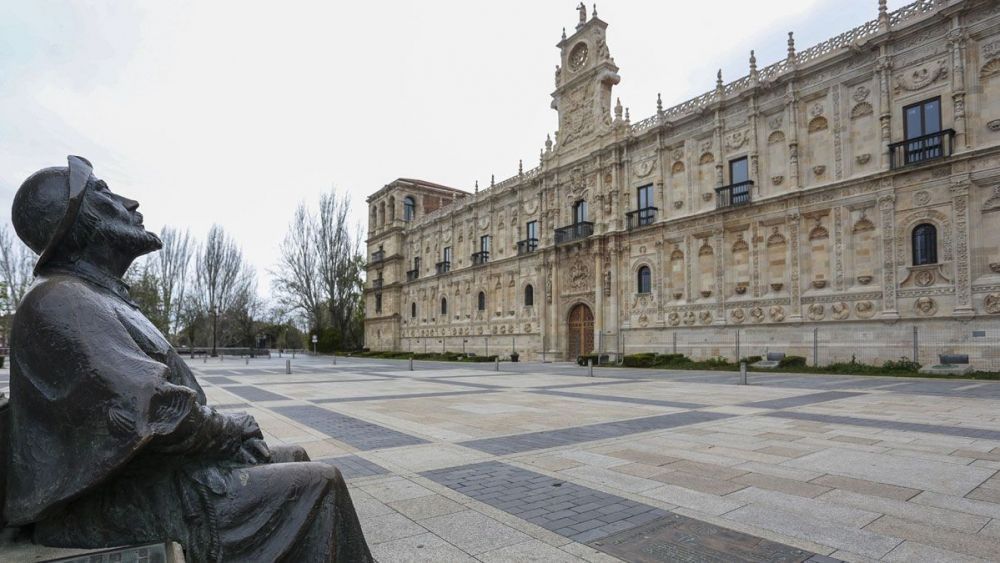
[12,155,94,275]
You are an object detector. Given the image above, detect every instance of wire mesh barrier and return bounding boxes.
[609,325,1000,373]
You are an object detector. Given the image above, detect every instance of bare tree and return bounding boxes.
[316,191,364,350]
[194,225,250,356]
[271,204,325,332]
[154,226,194,337]
[0,224,36,313]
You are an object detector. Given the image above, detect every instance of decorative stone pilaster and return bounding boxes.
[714,229,726,324]
[878,193,899,318]
[832,85,843,180]
[947,23,968,149]
[751,222,761,298]
[788,213,803,321]
[834,207,845,291]
[876,54,893,169]
[785,84,800,189]
[951,181,973,316]
[748,95,761,197]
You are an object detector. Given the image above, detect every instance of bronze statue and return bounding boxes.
[5,156,373,561]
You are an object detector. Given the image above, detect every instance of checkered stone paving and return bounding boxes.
[422,461,671,543]
[317,455,390,479]
[218,384,290,402]
[271,404,428,450]
[459,410,733,455]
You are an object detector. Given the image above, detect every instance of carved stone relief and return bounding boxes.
[893,59,948,94]
[914,296,938,316]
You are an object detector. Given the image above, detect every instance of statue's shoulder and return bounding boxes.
[18,274,103,318]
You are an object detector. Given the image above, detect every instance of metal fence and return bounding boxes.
[604,324,1000,372]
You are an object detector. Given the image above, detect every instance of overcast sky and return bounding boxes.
[0,0,906,294]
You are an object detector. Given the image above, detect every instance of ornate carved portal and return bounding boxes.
[567,303,595,359]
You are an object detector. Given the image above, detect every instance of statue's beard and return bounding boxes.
[100,221,163,259]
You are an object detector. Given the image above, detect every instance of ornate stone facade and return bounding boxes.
[366,0,1000,361]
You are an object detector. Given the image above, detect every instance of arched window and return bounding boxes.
[637,265,651,294]
[524,284,534,307]
[477,291,486,311]
[411,302,417,318]
[403,196,416,222]
[912,223,938,265]
[441,297,448,315]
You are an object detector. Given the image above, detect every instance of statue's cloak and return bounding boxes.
[5,272,205,525]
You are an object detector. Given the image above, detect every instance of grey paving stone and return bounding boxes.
[219,385,289,402]
[316,454,390,479]
[740,391,865,410]
[422,460,673,544]
[200,375,239,385]
[459,411,733,455]
[532,389,705,409]
[766,410,1000,441]
[313,389,497,403]
[272,404,428,450]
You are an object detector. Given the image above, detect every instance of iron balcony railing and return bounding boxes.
[516,238,539,255]
[371,250,385,263]
[406,269,419,281]
[554,221,594,244]
[435,260,451,275]
[471,251,489,266]
[372,278,383,290]
[716,181,753,209]
[889,129,955,170]
[626,207,658,230]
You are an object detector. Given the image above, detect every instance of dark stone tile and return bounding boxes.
[741,391,865,410]
[221,385,289,402]
[316,454,389,479]
[765,411,1000,441]
[459,411,733,456]
[533,389,704,409]
[272,404,427,450]
[313,389,497,403]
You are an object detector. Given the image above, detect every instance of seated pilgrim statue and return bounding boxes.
[2,156,373,561]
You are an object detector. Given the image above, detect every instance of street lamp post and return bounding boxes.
[210,307,218,357]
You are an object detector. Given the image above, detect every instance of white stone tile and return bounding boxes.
[727,487,880,527]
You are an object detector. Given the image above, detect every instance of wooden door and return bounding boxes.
[567,303,595,359]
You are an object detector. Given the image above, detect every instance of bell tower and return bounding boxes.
[551,4,620,151]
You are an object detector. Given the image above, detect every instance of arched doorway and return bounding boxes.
[567,303,594,359]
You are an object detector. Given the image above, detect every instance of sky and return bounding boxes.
[0,0,909,295]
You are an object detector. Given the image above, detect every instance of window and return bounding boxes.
[375,293,382,313]
[477,291,486,311]
[414,257,420,271]
[480,235,491,253]
[637,184,653,210]
[526,221,538,241]
[637,265,651,294]
[912,223,938,266]
[573,200,588,224]
[441,297,448,315]
[524,284,534,307]
[729,157,749,184]
[403,196,416,221]
[443,246,452,263]
[901,97,944,165]
[411,302,417,318]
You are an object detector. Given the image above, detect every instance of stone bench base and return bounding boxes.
[0,540,184,562]
[919,364,974,376]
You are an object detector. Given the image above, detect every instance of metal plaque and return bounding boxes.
[589,513,813,563]
[44,542,177,563]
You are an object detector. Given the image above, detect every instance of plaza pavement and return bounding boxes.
[4,356,1000,561]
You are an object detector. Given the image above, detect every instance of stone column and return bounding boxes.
[748,96,761,197]
[751,222,762,298]
[785,84,800,189]
[594,249,604,350]
[536,263,546,359]
[951,181,974,317]
[878,193,899,318]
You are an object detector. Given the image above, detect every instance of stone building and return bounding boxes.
[365,0,1000,365]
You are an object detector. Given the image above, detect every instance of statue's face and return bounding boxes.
[84,176,162,258]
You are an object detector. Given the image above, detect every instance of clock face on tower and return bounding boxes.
[569,42,589,71]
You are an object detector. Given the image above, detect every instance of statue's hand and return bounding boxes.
[238,437,272,465]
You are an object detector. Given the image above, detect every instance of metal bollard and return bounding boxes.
[740,361,747,385]
[245,358,249,365]
[203,356,207,364]
[409,357,414,371]
[588,359,593,377]
[285,359,291,374]
[495,357,500,372]
[333,354,337,365]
